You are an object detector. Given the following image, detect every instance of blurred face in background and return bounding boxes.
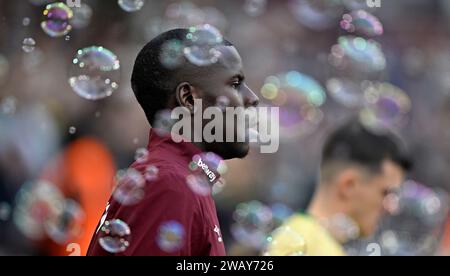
[345,160,405,237]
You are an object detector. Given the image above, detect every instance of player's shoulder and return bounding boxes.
[282,213,318,232]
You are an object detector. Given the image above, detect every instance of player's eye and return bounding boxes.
[231,81,242,90]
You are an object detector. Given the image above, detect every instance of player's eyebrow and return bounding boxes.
[231,72,245,82]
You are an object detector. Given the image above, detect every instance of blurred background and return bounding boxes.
[1,0,450,256]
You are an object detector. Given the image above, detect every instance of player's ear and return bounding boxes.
[176,82,198,113]
[336,168,360,201]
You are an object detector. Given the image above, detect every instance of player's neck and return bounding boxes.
[308,190,358,243]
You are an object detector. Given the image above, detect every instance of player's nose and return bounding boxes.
[242,84,259,108]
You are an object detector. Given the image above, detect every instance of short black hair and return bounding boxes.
[131,28,233,124]
[321,120,412,178]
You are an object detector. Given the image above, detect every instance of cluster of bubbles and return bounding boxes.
[329,36,386,74]
[112,148,159,206]
[347,180,449,255]
[98,218,186,254]
[69,46,121,100]
[230,201,294,250]
[299,1,414,132]
[261,71,326,139]
[13,180,85,244]
[383,180,448,226]
[288,0,380,31]
[37,0,134,38]
[186,152,228,196]
[24,2,228,102]
[113,168,146,206]
[27,2,137,101]
[144,2,228,45]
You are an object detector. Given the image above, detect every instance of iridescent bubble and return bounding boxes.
[152,109,175,137]
[380,230,400,255]
[184,24,223,67]
[70,3,93,29]
[0,202,11,221]
[22,38,36,53]
[212,178,227,196]
[340,10,383,37]
[22,17,31,26]
[118,0,145,12]
[186,174,211,196]
[113,168,146,205]
[186,152,227,196]
[68,126,76,135]
[69,46,121,100]
[360,82,411,131]
[243,0,267,17]
[231,201,274,249]
[41,2,73,38]
[159,39,185,69]
[370,180,449,256]
[13,181,65,241]
[264,226,306,256]
[326,213,360,242]
[329,36,386,74]
[398,180,447,225]
[113,168,146,206]
[144,165,159,182]
[270,203,294,228]
[45,199,85,244]
[157,220,185,253]
[134,148,149,163]
[383,192,400,215]
[327,78,371,108]
[288,0,344,31]
[98,219,131,253]
[263,71,326,139]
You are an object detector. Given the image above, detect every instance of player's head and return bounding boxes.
[131,28,259,160]
[319,120,411,237]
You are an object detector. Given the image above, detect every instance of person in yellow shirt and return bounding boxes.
[266,121,411,256]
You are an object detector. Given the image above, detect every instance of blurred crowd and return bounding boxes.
[1,0,450,256]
